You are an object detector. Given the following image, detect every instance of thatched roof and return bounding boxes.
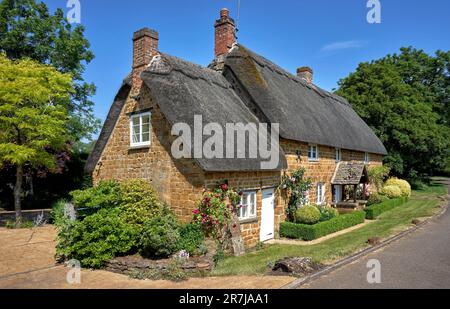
[86,54,288,173]
[331,162,368,185]
[224,45,388,155]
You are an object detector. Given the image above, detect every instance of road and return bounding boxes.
[304,180,450,289]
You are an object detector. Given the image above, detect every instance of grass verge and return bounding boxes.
[213,183,447,276]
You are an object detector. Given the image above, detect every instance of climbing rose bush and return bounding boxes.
[192,183,241,241]
[280,168,313,221]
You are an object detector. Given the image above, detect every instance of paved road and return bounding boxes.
[304,180,450,289]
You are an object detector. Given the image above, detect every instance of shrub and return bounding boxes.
[70,180,121,209]
[56,208,139,268]
[119,179,162,225]
[364,196,409,219]
[317,205,339,222]
[380,185,403,198]
[281,211,366,241]
[368,166,390,192]
[366,192,382,206]
[139,209,180,258]
[177,223,205,256]
[295,205,321,225]
[385,178,411,197]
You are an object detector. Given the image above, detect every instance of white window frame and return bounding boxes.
[335,148,342,162]
[317,183,326,205]
[130,112,151,148]
[308,144,319,161]
[239,191,257,220]
[364,152,370,164]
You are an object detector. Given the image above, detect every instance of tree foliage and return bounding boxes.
[0,53,73,222]
[0,53,73,167]
[336,47,450,179]
[0,0,99,140]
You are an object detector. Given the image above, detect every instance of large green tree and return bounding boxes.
[0,53,73,225]
[0,0,99,140]
[336,47,450,179]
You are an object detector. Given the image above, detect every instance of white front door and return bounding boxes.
[260,188,275,242]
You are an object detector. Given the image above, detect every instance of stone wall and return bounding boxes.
[281,139,383,204]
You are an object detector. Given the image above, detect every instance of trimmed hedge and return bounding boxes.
[280,211,366,241]
[364,196,409,219]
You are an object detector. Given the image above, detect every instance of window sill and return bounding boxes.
[308,159,319,163]
[129,144,151,150]
[239,217,258,225]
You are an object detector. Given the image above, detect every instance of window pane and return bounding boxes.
[142,132,150,143]
[250,193,255,216]
[142,115,150,125]
[242,205,248,218]
[132,133,140,143]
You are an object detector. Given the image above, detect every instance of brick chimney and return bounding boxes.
[297,67,313,84]
[214,8,236,59]
[132,28,159,91]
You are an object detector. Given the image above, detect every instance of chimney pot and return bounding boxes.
[297,66,313,84]
[220,8,229,18]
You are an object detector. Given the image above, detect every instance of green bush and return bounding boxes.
[364,196,409,219]
[56,208,139,268]
[317,205,339,222]
[177,223,205,256]
[368,165,390,192]
[380,185,403,198]
[119,179,162,225]
[280,211,366,241]
[70,180,121,209]
[139,209,180,258]
[295,205,321,225]
[385,178,411,197]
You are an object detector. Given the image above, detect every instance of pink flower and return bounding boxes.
[193,209,200,215]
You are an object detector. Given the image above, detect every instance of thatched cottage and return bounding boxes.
[86,8,387,247]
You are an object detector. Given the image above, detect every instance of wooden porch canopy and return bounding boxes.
[331,162,369,202]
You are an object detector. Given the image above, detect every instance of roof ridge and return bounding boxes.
[232,44,351,107]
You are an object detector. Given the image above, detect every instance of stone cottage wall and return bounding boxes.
[280,139,383,204]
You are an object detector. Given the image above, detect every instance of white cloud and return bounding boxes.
[320,40,366,52]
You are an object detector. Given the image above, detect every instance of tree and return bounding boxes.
[336,47,450,179]
[0,53,73,225]
[0,0,99,141]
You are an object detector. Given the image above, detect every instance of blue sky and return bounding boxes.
[43,0,450,129]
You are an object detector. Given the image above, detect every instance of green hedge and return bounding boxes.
[280,211,366,241]
[364,196,409,219]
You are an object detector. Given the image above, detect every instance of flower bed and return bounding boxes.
[280,211,366,241]
[364,196,409,219]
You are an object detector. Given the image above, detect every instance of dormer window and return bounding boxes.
[130,112,151,148]
[308,145,319,161]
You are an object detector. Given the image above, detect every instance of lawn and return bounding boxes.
[213,182,448,276]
